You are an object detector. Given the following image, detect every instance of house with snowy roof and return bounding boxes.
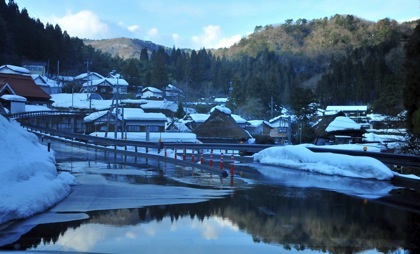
[0,94,26,114]
[164,84,183,101]
[268,114,292,144]
[325,105,368,123]
[0,65,52,110]
[312,111,365,145]
[181,106,248,131]
[141,87,163,99]
[80,77,129,99]
[192,106,252,143]
[84,107,167,134]
[32,74,62,94]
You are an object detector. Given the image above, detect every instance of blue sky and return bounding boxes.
[13,0,420,49]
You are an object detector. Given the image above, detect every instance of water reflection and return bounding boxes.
[3,185,419,253]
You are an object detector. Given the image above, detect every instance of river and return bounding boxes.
[1,140,419,253]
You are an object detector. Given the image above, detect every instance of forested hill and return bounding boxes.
[83,16,418,117]
[83,38,165,60]
[1,0,419,130]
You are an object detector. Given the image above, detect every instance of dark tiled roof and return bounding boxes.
[0,73,51,100]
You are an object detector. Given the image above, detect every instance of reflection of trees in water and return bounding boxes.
[1,220,85,251]
[3,185,420,253]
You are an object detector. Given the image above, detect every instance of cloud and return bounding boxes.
[215,34,242,48]
[191,25,241,49]
[52,10,110,39]
[148,28,159,38]
[127,25,140,32]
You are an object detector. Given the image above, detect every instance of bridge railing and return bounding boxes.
[21,121,420,169]
[9,110,84,119]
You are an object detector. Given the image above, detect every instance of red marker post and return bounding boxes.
[220,153,224,170]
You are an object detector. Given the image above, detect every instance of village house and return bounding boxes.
[32,74,62,94]
[268,115,291,144]
[141,87,164,99]
[84,108,167,134]
[163,84,183,101]
[181,108,248,132]
[325,105,368,124]
[312,111,365,145]
[0,94,26,114]
[192,106,252,143]
[0,65,52,112]
[80,77,129,100]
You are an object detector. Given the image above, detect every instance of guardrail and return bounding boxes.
[22,123,420,169]
[9,110,84,119]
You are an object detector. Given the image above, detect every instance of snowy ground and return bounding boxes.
[253,144,405,180]
[0,116,75,225]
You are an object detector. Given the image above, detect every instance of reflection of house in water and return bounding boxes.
[312,111,364,145]
[84,108,166,134]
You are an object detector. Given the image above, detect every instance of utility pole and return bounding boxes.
[270,96,274,119]
[84,60,92,73]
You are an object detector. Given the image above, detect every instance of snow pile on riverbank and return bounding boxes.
[253,144,395,180]
[0,116,75,224]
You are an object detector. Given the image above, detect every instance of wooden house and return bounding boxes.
[325,105,368,123]
[84,108,166,134]
[192,108,251,143]
[312,111,365,145]
[141,87,164,99]
[80,77,129,99]
[268,115,291,144]
[32,74,62,94]
[0,65,52,109]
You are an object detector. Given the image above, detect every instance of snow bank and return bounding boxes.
[253,145,394,180]
[0,116,75,224]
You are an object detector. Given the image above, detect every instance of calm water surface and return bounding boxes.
[1,141,419,253]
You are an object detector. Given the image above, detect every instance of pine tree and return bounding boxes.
[403,23,420,136]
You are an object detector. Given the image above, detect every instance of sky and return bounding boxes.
[12,0,420,49]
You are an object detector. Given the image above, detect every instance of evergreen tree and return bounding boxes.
[403,23,420,136]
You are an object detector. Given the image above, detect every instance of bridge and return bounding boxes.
[9,111,420,188]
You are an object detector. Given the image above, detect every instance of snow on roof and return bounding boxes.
[83,78,129,87]
[326,116,361,132]
[84,110,108,122]
[232,114,247,124]
[326,105,367,111]
[51,93,110,110]
[74,72,104,80]
[0,65,30,75]
[248,120,272,127]
[1,94,27,102]
[119,108,165,121]
[214,97,228,103]
[32,75,61,88]
[140,99,178,112]
[210,105,231,115]
[188,113,210,123]
[142,86,163,93]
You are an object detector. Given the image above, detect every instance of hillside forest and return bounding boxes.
[0,0,419,137]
